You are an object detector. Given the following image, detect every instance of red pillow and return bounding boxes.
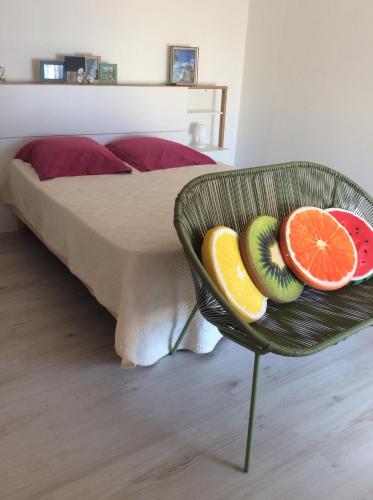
[16,137,132,181]
[106,136,216,172]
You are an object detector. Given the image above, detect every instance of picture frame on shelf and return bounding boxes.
[99,63,117,84]
[0,66,6,82]
[64,56,86,84]
[84,55,101,83]
[169,46,199,86]
[40,60,67,83]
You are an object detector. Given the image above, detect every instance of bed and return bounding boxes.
[0,158,230,366]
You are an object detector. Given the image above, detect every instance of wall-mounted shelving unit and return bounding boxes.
[187,85,227,150]
[1,81,228,152]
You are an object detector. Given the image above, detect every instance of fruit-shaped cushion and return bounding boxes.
[239,215,304,303]
[201,226,267,322]
[326,208,373,284]
[279,207,357,291]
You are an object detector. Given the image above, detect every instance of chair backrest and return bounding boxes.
[175,162,372,253]
[174,162,373,348]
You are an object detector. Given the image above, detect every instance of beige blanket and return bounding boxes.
[0,160,230,366]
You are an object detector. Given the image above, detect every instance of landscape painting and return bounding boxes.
[169,46,198,85]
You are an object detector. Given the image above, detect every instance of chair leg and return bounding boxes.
[244,352,261,473]
[170,303,199,355]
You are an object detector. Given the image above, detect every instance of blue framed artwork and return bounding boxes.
[40,60,67,83]
[169,46,199,85]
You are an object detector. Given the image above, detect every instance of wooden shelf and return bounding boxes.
[187,84,228,90]
[1,81,169,87]
[187,109,223,115]
[187,86,227,148]
[1,81,227,89]
[190,144,229,153]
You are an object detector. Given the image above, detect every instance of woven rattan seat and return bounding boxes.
[172,161,373,472]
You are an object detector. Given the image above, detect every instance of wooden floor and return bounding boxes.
[1,231,373,500]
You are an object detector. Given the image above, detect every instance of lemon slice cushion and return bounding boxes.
[201,226,267,322]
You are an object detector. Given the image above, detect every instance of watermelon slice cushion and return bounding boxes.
[326,208,373,283]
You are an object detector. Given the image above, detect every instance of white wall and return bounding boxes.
[236,0,373,192]
[0,0,249,157]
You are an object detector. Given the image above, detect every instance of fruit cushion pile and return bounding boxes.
[201,207,373,323]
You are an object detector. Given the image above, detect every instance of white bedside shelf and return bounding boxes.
[190,144,229,153]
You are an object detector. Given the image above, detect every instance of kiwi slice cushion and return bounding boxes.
[240,215,304,303]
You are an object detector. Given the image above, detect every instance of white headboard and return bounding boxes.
[0,83,189,232]
[0,84,188,165]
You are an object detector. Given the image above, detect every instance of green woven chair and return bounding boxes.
[171,161,373,473]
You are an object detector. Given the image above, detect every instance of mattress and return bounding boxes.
[0,160,231,367]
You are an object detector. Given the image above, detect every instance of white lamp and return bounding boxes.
[193,123,208,148]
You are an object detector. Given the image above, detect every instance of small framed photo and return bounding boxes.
[99,63,117,84]
[85,55,101,83]
[64,56,86,84]
[64,56,85,72]
[169,46,199,85]
[40,60,67,83]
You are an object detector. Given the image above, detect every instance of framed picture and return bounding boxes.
[64,56,85,72]
[169,46,199,85]
[99,63,117,84]
[64,56,86,84]
[40,60,66,83]
[85,55,101,83]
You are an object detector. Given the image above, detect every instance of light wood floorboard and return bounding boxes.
[1,231,373,500]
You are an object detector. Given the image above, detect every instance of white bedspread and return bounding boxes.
[0,160,230,367]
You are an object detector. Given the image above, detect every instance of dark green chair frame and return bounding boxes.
[171,162,373,473]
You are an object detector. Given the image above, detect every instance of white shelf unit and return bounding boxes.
[186,85,228,151]
[1,81,229,160]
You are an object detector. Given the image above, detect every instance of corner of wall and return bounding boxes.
[234,0,252,168]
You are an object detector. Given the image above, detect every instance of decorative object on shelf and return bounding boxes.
[64,56,86,84]
[76,68,94,84]
[84,55,101,83]
[0,66,6,82]
[169,46,198,85]
[99,63,117,84]
[193,123,208,148]
[40,60,67,83]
